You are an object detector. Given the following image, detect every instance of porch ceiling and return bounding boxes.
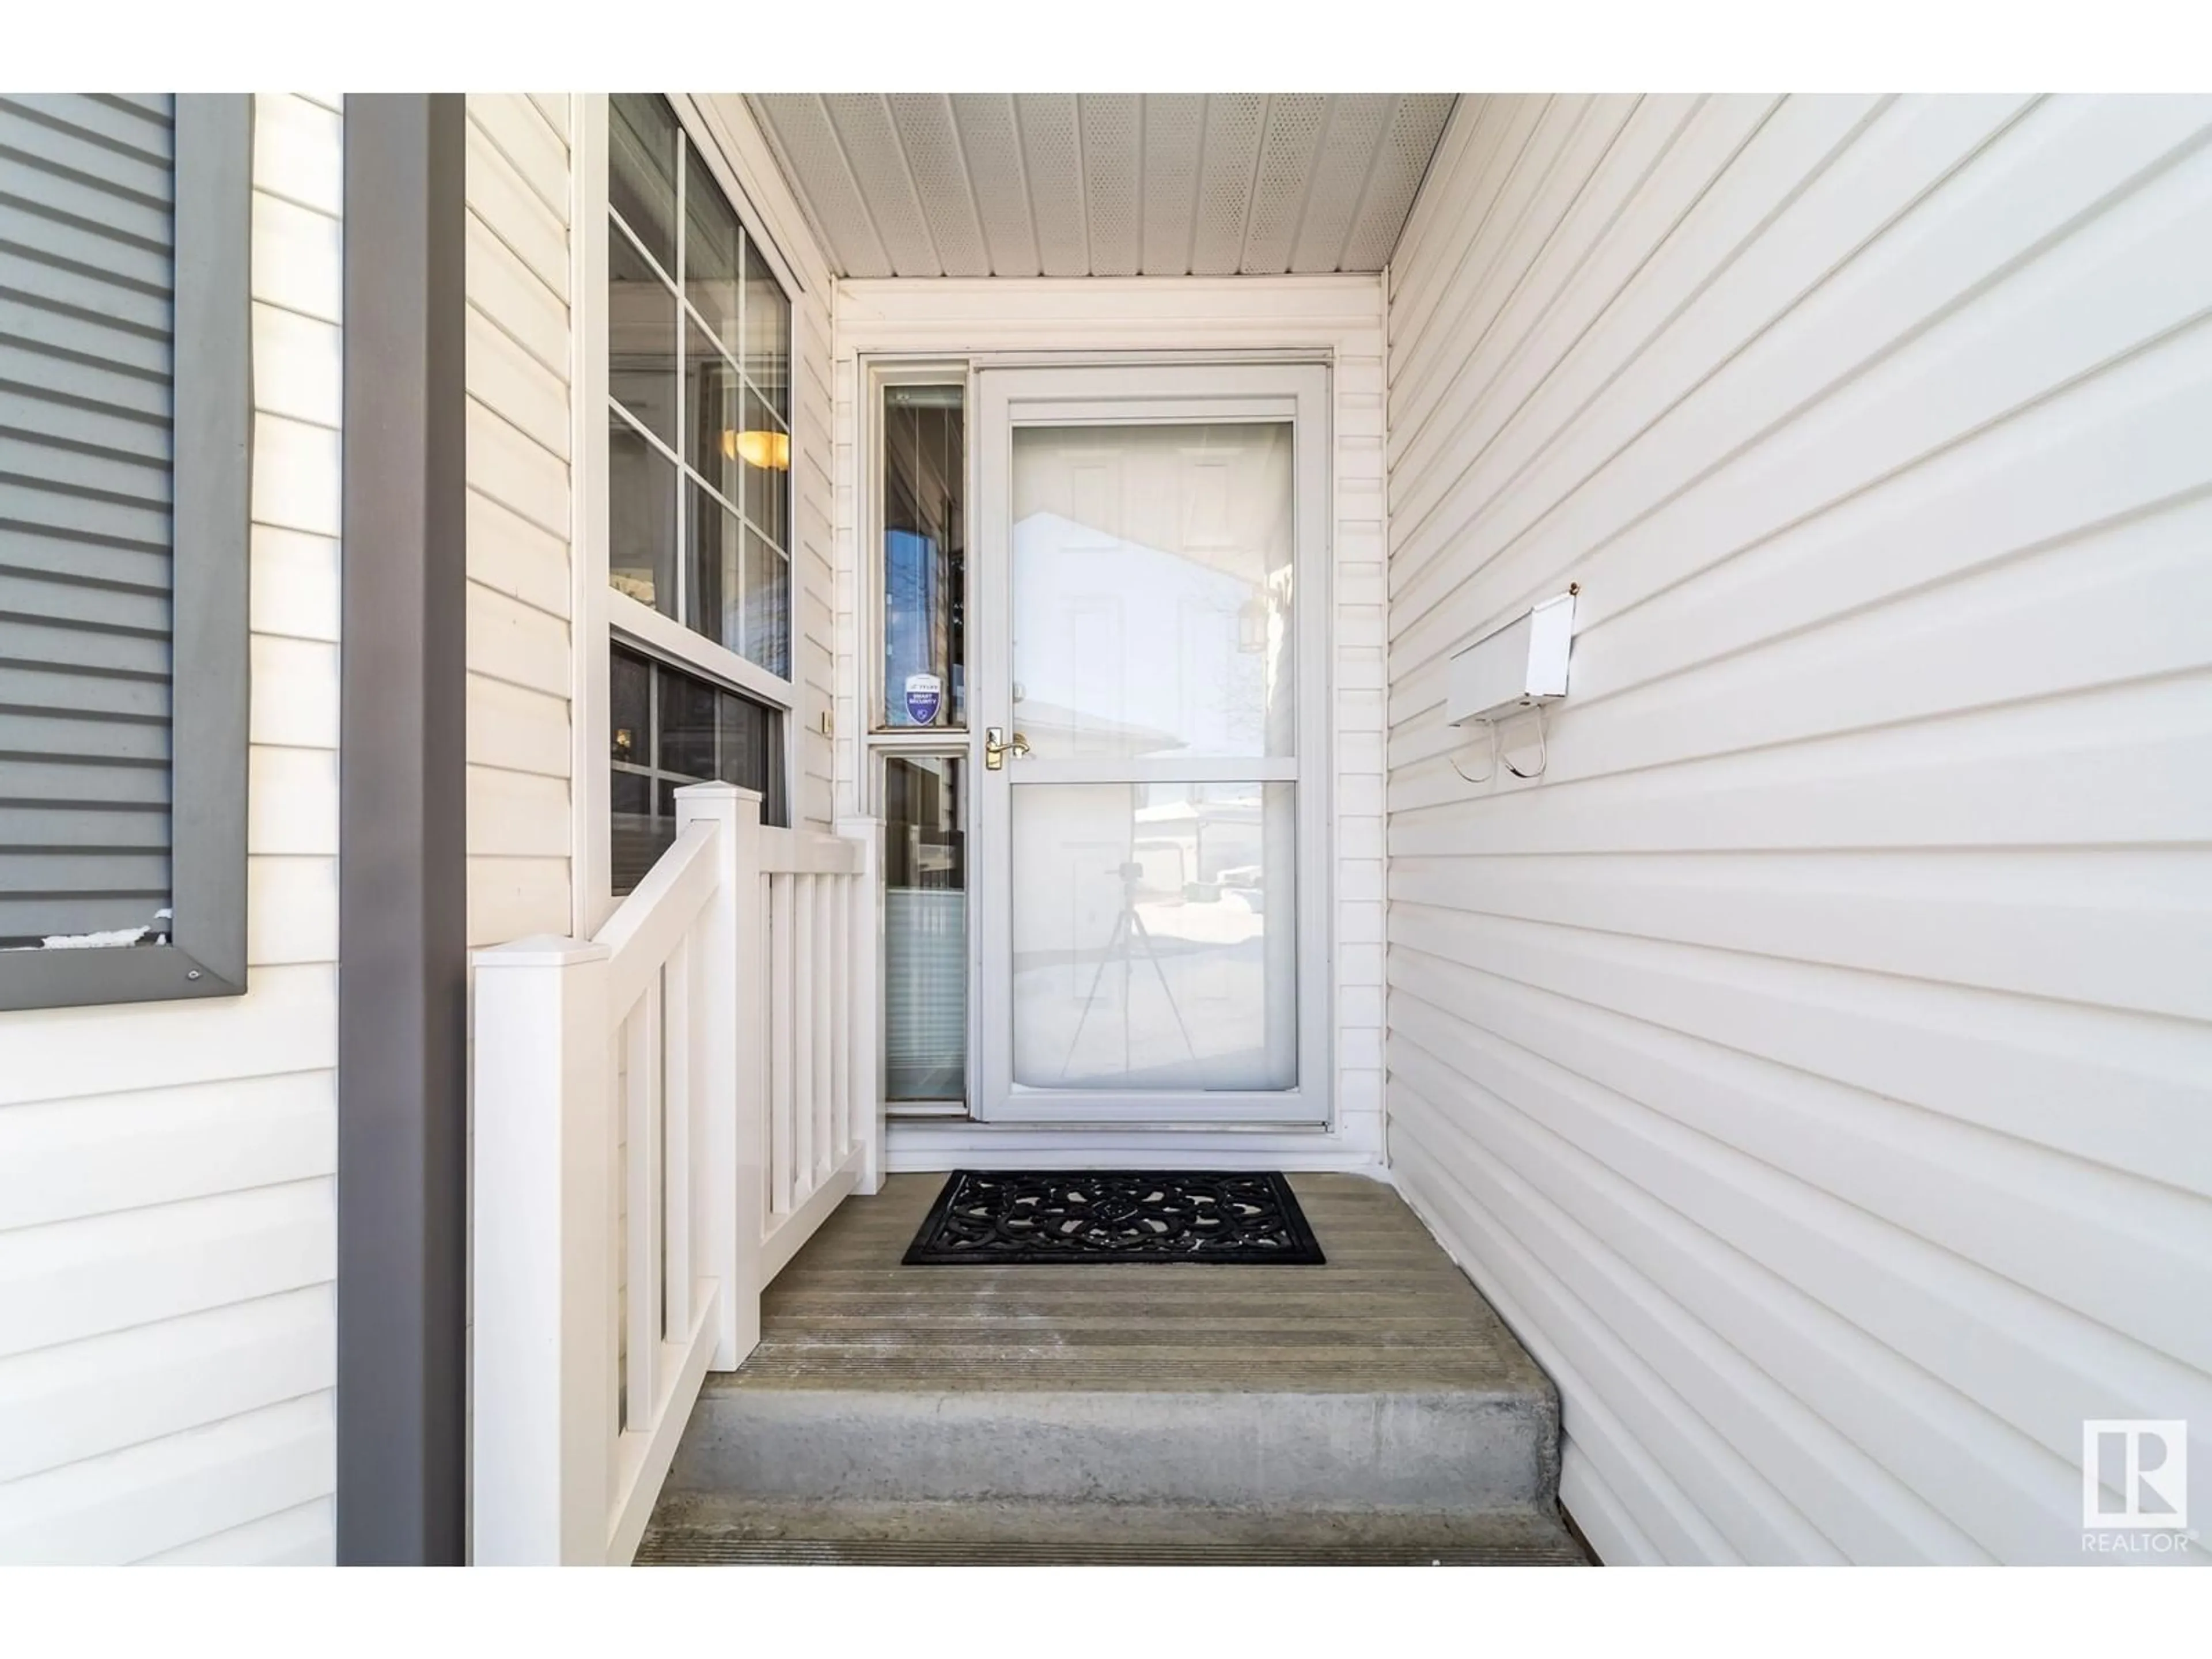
[744,94,1458,279]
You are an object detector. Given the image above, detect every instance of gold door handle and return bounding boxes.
[984,727,1031,770]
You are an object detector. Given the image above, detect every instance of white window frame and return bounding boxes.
[573,92,806,933]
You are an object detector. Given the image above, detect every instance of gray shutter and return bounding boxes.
[0,94,176,947]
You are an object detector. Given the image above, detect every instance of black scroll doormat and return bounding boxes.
[903,1171,1325,1265]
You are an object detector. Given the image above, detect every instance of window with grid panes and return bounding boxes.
[606,94,793,888]
[608,644,787,892]
[608,93,792,670]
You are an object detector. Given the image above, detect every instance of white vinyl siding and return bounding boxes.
[1382,93,2212,1564]
[466,94,575,946]
[0,93,342,1563]
[832,275,1391,1169]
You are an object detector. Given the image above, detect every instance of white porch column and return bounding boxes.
[676,782,766,1370]
[469,934,614,1565]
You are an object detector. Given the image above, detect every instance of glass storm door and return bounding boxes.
[972,364,1330,1123]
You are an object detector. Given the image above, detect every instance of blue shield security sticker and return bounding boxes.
[904,672,942,725]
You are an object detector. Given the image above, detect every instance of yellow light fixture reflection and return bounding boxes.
[721,429,790,471]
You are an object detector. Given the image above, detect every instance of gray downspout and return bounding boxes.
[336,93,469,1566]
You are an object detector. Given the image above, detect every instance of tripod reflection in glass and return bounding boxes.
[1060,859,1202,1084]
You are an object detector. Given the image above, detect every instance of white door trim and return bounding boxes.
[885,1117,1382,1175]
[971,361,1334,1127]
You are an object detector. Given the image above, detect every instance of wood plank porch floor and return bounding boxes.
[719,1172,1553,1395]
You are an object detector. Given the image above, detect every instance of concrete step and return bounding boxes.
[646,1173,1569,1563]
[638,1495,1589,1566]
[668,1379,1557,1509]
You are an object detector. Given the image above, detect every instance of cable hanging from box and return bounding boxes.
[1450,719,1498,784]
[1450,706,1550,784]
[1503,706,1549,779]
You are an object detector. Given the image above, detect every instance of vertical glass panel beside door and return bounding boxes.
[883,755,968,1105]
[881,384,965,730]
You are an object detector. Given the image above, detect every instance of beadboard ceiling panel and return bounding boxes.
[745,93,1458,278]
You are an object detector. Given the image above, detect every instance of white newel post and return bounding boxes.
[677,782,765,1368]
[837,815,884,1195]
[471,935,615,1565]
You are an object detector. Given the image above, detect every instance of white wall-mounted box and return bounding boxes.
[1447,591,1576,725]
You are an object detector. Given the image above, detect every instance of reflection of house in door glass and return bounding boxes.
[1008,782,1297,1094]
[1009,423,1295,762]
[1006,423,1300,1094]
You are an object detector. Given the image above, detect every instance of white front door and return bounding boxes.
[971,363,1331,1124]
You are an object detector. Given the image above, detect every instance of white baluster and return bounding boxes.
[813,870,835,1183]
[837,816,885,1196]
[661,935,691,1339]
[793,873,816,1200]
[770,872,796,1215]
[830,872,850,1163]
[623,975,661,1430]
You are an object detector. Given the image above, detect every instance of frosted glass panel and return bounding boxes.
[1010,423,1294,759]
[885,756,967,1101]
[1010,783,1296,1091]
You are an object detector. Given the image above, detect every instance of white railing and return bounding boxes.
[471,783,880,1565]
